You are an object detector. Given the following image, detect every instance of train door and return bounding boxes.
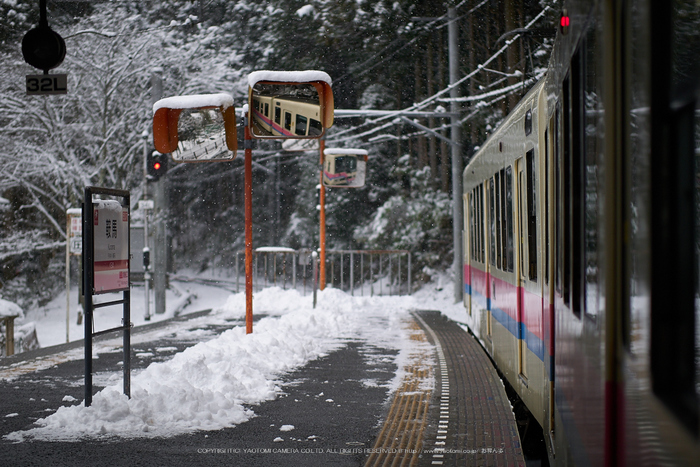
[284,111,292,133]
[546,116,556,438]
[517,160,528,379]
[487,177,495,339]
[464,192,472,312]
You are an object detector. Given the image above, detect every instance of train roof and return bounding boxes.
[463,77,546,192]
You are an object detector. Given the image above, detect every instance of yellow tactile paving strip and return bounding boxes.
[366,311,525,467]
[365,318,434,467]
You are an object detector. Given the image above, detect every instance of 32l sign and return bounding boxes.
[26,74,67,95]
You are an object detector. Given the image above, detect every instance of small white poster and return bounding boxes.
[68,210,82,256]
[93,200,129,293]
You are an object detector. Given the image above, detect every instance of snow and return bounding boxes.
[0,298,23,318]
[152,93,234,114]
[3,272,467,443]
[323,148,368,156]
[296,5,314,17]
[255,246,296,253]
[247,70,332,88]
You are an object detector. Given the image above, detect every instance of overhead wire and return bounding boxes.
[326,6,552,144]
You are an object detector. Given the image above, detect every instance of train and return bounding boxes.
[461,1,699,466]
[251,93,324,138]
[323,153,358,186]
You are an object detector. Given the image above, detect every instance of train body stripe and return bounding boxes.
[252,109,296,137]
[465,267,546,363]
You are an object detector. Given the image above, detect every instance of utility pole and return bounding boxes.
[448,5,464,303]
[150,69,167,314]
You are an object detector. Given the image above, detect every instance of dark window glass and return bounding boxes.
[527,150,538,281]
[295,114,308,136]
[309,119,322,136]
[489,178,496,267]
[505,167,514,272]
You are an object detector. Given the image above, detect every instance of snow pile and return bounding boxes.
[153,93,234,113]
[0,297,23,319]
[5,287,418,442]
[248,70,332,87]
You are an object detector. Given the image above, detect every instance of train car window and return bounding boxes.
[649,0,700,435]
[264,103,269,118]
[489,177,496,267]
[275,107,281,125]
[467,189,476,260]
[495,172,503,269]
[284,112,292,132]
[505,166,514,272]
[526,150,538,281]
[525,109,532,136]
[295,114,308,136]
[561,82,571,305]
[545,125,551,284]
[570,44,585,318]
[584,26,600,317]
[480,184,485,263]
[309,119,322,136]
[519,168,527,278]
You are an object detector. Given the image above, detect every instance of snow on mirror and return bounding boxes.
[152,93,237,162]
[323,148,368,188]
[248,71,334,139]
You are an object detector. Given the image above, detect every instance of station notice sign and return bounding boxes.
[67,210,82,255]
[93,200,129,293]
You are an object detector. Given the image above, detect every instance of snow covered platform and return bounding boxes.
[0,286,523,466]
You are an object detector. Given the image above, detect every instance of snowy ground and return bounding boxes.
[2,271,467,443]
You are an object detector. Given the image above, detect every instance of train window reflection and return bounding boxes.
[295,114,308,136]
[249,81,327,138]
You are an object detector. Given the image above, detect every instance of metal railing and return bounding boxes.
[231,249,412,296]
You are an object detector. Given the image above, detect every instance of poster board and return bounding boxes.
[92,200,129,294]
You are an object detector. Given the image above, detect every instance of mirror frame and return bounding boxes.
[153,93,237,160]
[247,71,334,139]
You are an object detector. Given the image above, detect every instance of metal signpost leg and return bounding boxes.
[319,139,326,291]
[244,123,254,334]
[83,191,94,407]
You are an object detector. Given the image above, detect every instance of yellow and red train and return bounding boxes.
[461,1,700,465]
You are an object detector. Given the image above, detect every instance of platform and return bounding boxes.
[366,310,525,466]
[0,309,524,466]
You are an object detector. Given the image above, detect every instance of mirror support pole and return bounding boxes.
[319,139,326,291]
[244,121,254,334]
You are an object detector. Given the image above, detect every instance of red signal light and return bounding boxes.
[560,10,570,35]
[153,162,161,170]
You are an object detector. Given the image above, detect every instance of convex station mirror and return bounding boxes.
[323,148,368,188]
[153,93,237,162]
[248,71,334,139]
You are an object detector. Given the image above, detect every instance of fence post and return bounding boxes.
[408,252,412,295]
[350,251,354,296]
[312,251,318,308]
[360,253,364,296]
[370,253,374,297]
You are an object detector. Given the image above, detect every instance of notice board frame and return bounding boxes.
[82,186,131,407]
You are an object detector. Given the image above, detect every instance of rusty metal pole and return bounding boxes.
[245,122,254,334]
[319,139,327,290]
